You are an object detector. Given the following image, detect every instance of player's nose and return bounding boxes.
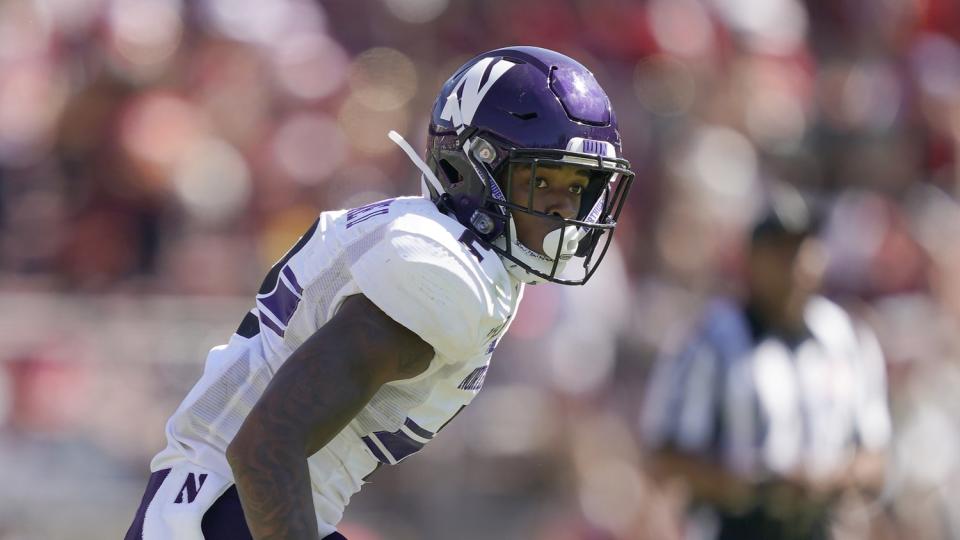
[542,190,578,219]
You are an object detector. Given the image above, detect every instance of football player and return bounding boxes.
[125,46,634,540]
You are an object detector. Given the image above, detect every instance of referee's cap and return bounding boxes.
[750,183,817,244]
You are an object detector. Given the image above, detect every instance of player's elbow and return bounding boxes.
[226,409,304,472]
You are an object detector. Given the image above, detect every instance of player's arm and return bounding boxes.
[225,294,434,540]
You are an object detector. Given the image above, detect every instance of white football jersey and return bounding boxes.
[151,196,524,534]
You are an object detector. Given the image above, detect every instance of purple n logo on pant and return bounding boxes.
[174,473,208,504]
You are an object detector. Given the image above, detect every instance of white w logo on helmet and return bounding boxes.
[440,57,516,134]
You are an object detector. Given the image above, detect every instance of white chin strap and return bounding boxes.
[494,218,583,284]
[387,130,444,197]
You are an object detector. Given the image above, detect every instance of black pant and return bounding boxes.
[125,468,348,540]
[710,504,831,540]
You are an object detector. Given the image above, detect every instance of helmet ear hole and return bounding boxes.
[438,159,462,184]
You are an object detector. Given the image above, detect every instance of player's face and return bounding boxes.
[506,163,590,255]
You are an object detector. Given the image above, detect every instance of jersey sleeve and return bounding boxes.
[348,214,494,364]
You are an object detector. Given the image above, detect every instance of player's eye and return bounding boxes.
[569,184,584,195]
[535,177,548,189]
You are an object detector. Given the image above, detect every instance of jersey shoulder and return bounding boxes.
[337,197,508,282]
[342,196,518,362]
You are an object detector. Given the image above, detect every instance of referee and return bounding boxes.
[641,197,891,540]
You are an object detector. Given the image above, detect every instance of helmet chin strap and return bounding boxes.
[388,130,445,196]
[494,218,581,284]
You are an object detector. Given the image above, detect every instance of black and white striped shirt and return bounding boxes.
[641,296,891,481]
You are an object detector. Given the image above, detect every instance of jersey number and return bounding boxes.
[237,219,318,338]
[346,199,395,229]
[257,265,304,337]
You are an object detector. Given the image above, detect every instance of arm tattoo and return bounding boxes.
[227,295,433,539]
[229,327,375,540]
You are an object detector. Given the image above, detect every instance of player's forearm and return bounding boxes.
[227,437,321,540]
[226,379,371,540]
[226,295,433,539]
[226,325,384,538]
[227,371,376,539]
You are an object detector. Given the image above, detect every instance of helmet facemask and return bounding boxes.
[429,132,634,285]
[491,146,633,285]
[394,46,637,285]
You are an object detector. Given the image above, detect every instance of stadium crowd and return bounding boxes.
[1,0,960,538]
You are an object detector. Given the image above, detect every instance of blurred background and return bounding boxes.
[1,0,959,538]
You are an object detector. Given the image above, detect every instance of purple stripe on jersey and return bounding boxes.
[281,266,303,295]
[259,310,285,336]
[458,366,488,391]
[346,199,395,229]
[346,199,392,220]
[361,435,390,463]
[376,429,425,462]
[125,468,171,540]
[404,418,434,440]
[257,219,318,295]
[258,278,301,332]
[236,309,260,338]
[346,209,389,229]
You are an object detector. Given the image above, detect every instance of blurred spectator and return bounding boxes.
[641,192,891,540]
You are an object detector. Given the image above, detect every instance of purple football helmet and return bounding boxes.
[392,46,634,285]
